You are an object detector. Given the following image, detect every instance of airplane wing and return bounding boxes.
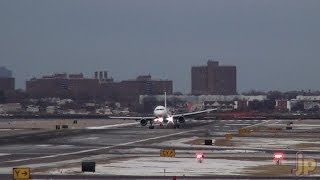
[109,116,154,120]
[172,108,217,118]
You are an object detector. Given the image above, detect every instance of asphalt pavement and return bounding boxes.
[0,118,267,178]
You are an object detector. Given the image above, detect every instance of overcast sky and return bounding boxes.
[1,0,320,93]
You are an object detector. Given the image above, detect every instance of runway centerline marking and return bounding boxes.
[86,122,139,129]
[6,129,199,163]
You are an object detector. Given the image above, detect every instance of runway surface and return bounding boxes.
[0,119,266,175]
[0,120,263,163]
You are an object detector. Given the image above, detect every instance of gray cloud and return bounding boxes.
[1,0,320,93]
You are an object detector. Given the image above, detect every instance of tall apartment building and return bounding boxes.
[0,67,15,92]
[192,60,236,95]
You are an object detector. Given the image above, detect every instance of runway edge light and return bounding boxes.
[274,152,284,165]
[274,152,284,160]
[196,152,204,163]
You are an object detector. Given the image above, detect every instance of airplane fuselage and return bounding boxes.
[153,105,167,117]
[153,105,174,126]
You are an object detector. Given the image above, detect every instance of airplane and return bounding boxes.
[109,92,217,129]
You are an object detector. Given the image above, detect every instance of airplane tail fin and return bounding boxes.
[164,92,167,109]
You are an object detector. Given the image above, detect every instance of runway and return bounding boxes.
[0,118,266,176]
[3,118,320,178]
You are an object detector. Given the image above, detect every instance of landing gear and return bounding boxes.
[173,119,180,129]
[174,123,180,129]
[149,120,154,129]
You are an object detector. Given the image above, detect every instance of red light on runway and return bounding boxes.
[274,152,284,160]
[196,152,204,161]
[196,154,204,159]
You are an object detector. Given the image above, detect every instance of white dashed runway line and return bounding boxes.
[211,119,266,131]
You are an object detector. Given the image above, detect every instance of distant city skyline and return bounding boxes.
[1,0,320,93]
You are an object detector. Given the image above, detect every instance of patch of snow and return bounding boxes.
[225,124,252,126]
[58,145,74,148]
[35,144,74,148]
[293,124,320,127]
[0,129,22,131]
[231,137,320,149]
[154,137,215,148]
[36,144,52,147]
[0,153,10,156]
[115,148,261,155]
[0,154,124,174]
[43,157,271,176]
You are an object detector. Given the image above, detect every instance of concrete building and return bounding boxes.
[26,105,40,113]
[204,101,236,110]
[0,103,22,113]
[192,60,236,95]
[46,106,56,114]
[296,95,320,101]
[304,101,320,110]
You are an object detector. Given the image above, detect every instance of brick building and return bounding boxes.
[115,75,173,104]
[275,100,289,112]
[26,73,100,99]
[0,78,15,92]
[26,73,172,104]
[192,60,236,95]
[121,75,172,95]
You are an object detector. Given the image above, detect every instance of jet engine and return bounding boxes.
[140,119,148,126]
[178,116,185,123]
